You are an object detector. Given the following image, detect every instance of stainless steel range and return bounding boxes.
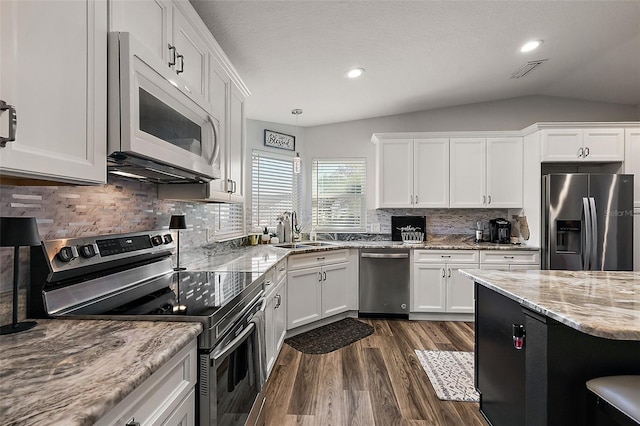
[28,231,266,426]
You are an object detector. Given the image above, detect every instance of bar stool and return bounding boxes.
[586,376,640,426]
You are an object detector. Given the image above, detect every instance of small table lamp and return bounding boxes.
[169,214,187,271]
[1,217,41,335]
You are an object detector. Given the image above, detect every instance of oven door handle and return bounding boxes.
[211,322,256,363]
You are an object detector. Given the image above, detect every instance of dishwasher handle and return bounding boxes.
[361,253,409,259]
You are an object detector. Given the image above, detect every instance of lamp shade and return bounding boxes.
[169,215,187,230]
[0,217,41,247]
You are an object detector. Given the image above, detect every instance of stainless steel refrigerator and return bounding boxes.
[542,174,634,271]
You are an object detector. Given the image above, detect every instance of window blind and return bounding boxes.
[312,158,366,232]
[214,203,244,240]
[251,151,296,230]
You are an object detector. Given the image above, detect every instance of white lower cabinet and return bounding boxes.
[96,339,197,426]
[412,250,479,314]
[287,250,351,329]
[479,250,540,271]
[265,271,286,376]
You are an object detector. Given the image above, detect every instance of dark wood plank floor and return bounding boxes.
[264,319,488,426]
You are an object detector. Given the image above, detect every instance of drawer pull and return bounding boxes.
[441,255,451,258]
[126,418,140,426]
[504,256,515,259]
[278,267,285,272]
[317,256,325,261]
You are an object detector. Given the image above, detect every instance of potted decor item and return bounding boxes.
[261,227,270,243]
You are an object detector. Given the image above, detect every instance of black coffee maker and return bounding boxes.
[489,218,511,244]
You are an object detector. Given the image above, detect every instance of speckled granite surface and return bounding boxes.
[459,269,640,341]
[180,236,538,271]
[0,319,202,426]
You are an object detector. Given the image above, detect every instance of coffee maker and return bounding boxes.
[489,218,511,244]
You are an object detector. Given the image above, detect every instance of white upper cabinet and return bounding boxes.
[375,138,449,208]
[486,137,524,208]
[449,138,486,207]
[227,84,245,203]
[375,139,414,208]
[109,0,170,62]
[0,0,107,184]
[450,137,523,208]
[170,4,209,109]
[541,128,624,162]
[414,139,450,207]
[624,128,640,207]
[110,0,211,113]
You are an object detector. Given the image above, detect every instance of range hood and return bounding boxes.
[157,180,242,203]
[107,153,213,184]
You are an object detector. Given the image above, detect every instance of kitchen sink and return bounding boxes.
[274,241,335,249]
[300,241,335,247]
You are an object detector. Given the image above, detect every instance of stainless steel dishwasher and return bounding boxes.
[359,249,410,317]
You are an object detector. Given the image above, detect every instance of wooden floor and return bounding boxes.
[264,319,488,426]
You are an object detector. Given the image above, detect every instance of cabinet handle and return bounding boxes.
[168,44,176,66]
[176,54,184,74]
[317,256,325,261]
[482,195,486,205]
[448,268,451,278]
[504,256,515,259]
[410,195,414,204]
[441,268,445,278]
[233,180,237,194]
[578,147,584,158]
[440,255,451,258]
[584,146,590,157]
[487,195,491,205]
[275,294,281,308]
[415,195,418,204]
[206,115,219,166]
[278,267,285,272]
[126,418,140,426]
[318,272,322,282]
[0,100,17,147]
[323,271,327,281]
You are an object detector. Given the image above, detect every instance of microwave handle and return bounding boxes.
[207,115,220,166]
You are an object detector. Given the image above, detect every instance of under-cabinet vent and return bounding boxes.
[509,59,548,79]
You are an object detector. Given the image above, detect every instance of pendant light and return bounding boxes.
[291,108,302,174]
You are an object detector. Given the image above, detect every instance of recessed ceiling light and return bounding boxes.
[520,40,543,53]
[346,68,365,78]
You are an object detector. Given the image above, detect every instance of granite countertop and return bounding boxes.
[181,235,539,271]
[0,319,202,426]
[458,269,640,341]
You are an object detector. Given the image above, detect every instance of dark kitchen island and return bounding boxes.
[458,269,640,426]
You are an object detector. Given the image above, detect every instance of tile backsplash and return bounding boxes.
[0,176,244,321]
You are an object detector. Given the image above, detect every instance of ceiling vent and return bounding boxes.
[510,59,548,79]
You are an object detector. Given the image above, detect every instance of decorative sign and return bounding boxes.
[264,129,295,151]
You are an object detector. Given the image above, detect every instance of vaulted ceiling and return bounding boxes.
[191,1,640,127]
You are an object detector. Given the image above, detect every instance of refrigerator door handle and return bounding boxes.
[582,197,592,270]
[589,197,598,270]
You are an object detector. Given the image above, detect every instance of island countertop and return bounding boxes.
[459,269,640,341]
[0,319,202,426]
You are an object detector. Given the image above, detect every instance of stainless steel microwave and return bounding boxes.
[107,32,221,183]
